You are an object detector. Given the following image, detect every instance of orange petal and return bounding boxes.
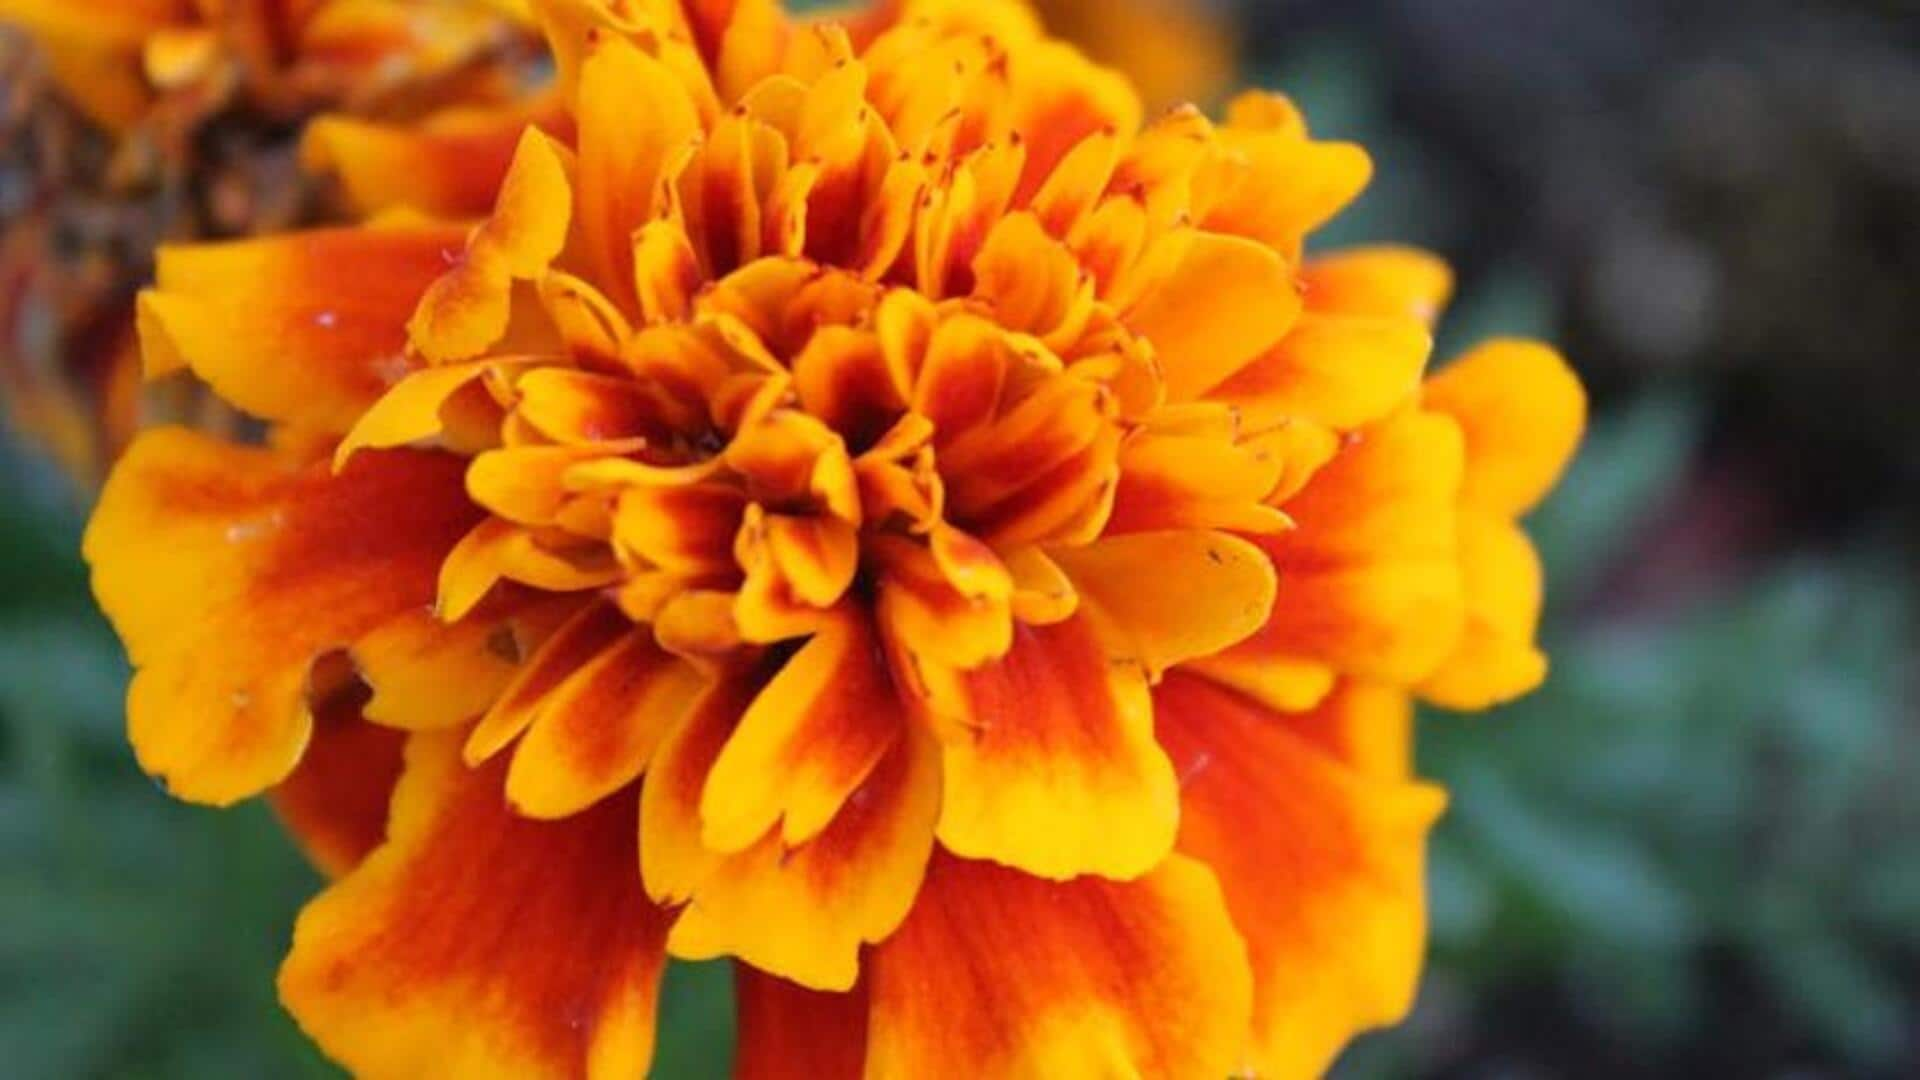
[1303,246,1454,326]
[1207,312,1432,432]
[269,689,405,878]
[139,226,466,433]
[1219,408,1467,694]
[1122,230,1301,401]
[640,670,764,905]
[465,598,629,764]
[1290,679,1417,782]
[1107,429,1294,536]
[468,442,640,526]
[334,359,526,471]
[1008,40,1142,204]
[350,604,521,731]
[1156,672,1446,1079]
[669,724,939,991]
[791,325,904,450]
[915,613,1178,880]
[865,851,1252,1078]
[1418,510,1549,710]
[1207,98,1373,252]
[279,734,671,1080]
[1423,340,1587,518]
[700,608,902,851]
[612,481,748,575]
[84,431,479,804]
[872,533,1013,671]
[516,367,678,444]
[483,129,578,279]
[735,968,867,1080]
[303,101,567,219]
[577,35,700,307]
[762,512,860,608]
[508,630,707,818]
[1050,529,1276,680]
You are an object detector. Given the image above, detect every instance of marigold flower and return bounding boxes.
[0,0,540,483]
[85,0,1585,1075]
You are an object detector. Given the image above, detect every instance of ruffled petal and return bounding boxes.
[865,851,1252,1079]
[1155,672,1446,1080]
[1423,340,1586,518]
[700,608,902,851]
[349,603,524,732]
[84,430,480,804]
[1202,408,1466,707]
[507,630,707,818]
[913,613,1178,881]
[667,724,940,991]
[138,226,467,434]
[280,734,671,1080]
[1418,510,1548,710]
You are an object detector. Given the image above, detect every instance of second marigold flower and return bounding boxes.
[84,0,1586,1075]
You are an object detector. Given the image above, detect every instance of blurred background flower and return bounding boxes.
[2,0,1916,1077]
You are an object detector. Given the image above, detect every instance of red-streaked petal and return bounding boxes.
[865,851,1252,1078]
[1156,672,1446,1079]
[699,609,902,852]
[507,630,707,819]
[279,734,671,1080]
[465,598,629,764]
[668,724,940,991]
[641,669,766,905]
[1212,408,1467,698]
[303,100,569,219]
[84,430,480,804]
[138,226,467,433]
[915,613,1178,881]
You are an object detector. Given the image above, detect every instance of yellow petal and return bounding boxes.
[1423,340,1587,517]
[1050,529,1277,680]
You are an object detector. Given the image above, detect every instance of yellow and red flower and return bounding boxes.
[85,0,1585,1075]
[0,0,542,485]
[0,0,535,131]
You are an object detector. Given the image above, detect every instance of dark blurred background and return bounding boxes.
[2,0,1917,1076]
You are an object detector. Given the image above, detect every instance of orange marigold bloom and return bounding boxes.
[85,0,1585,1075]
[0,0,540,483]
[0,0,533,130]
